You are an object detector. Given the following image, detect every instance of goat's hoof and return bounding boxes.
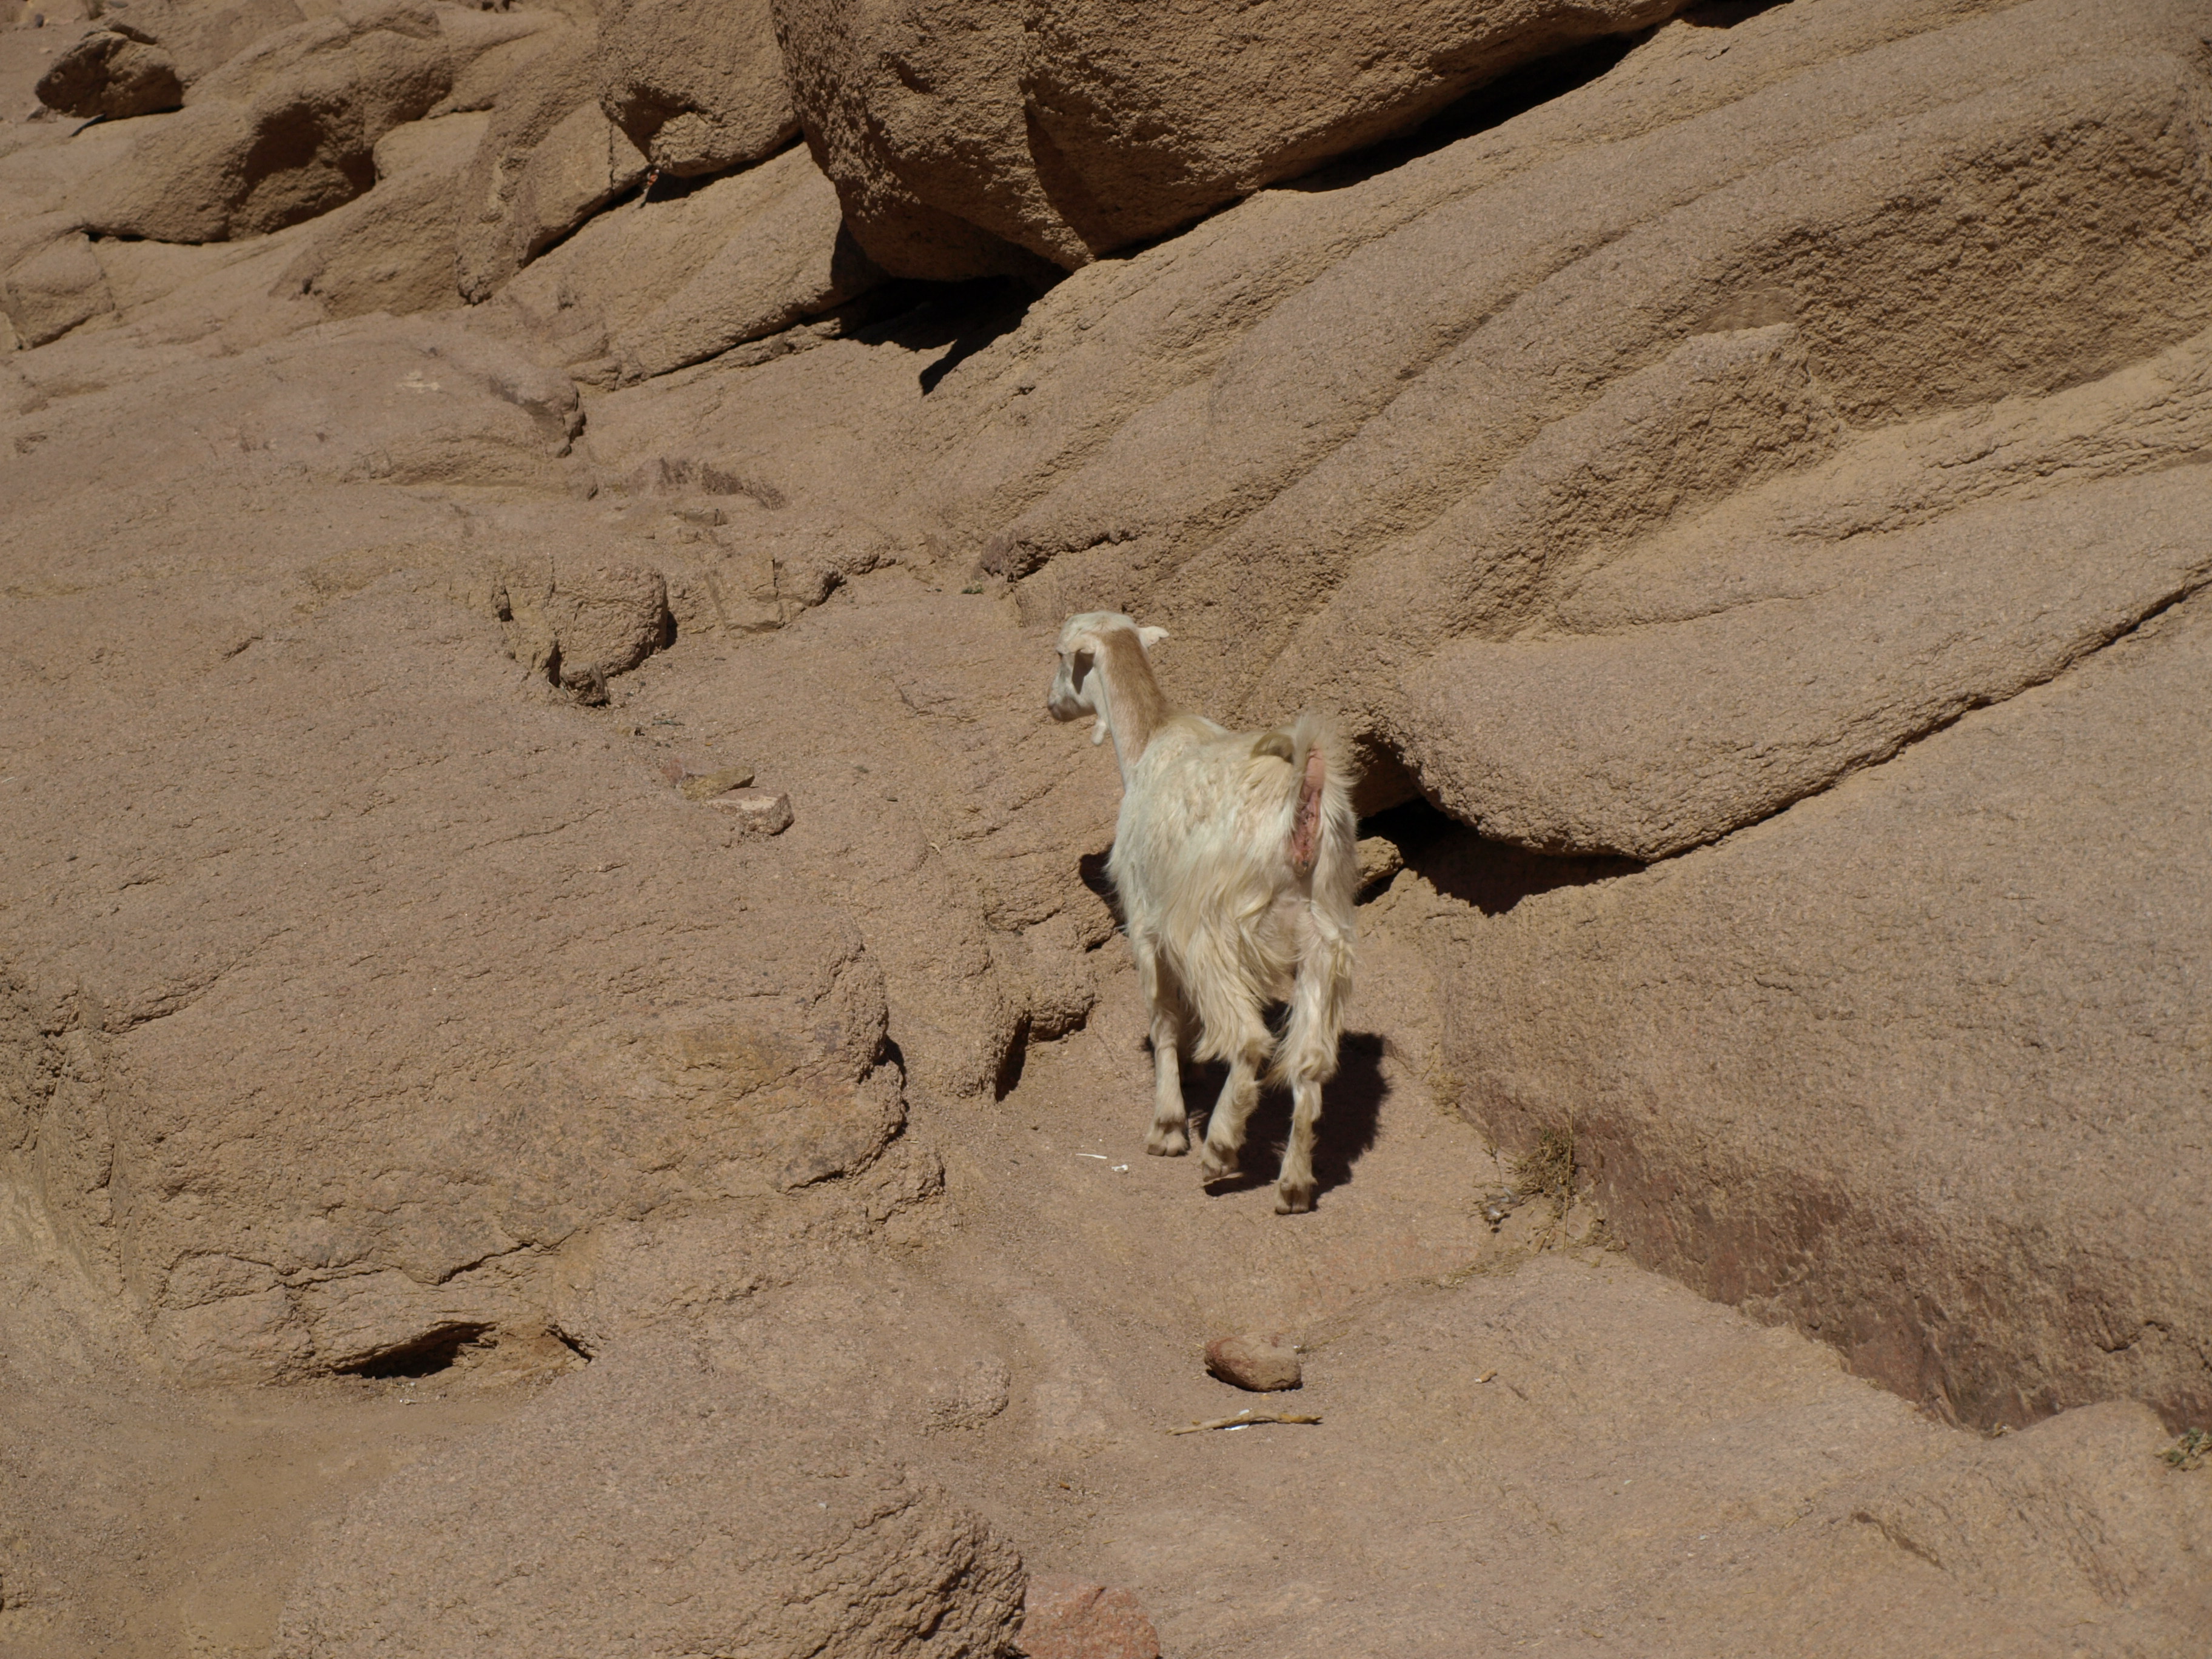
[1145,1122,1190,1156]
[1275,1182,1316,1215]
[1198,1146,1239,1184]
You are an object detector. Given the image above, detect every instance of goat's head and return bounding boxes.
[1048,611,1168,745]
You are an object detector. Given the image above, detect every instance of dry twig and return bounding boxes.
[1169,1408,1322,1436]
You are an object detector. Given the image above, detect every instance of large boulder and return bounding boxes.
[1405,571,2212,1429]
[271,109,488,318]
[959,0,2212,838]
[32,1,323,121]
[0,228,112,347]
[595,0,797,176]
[493,142,885,381]
[70,0,546,243]
[48,0,315,90]
[770,0,1694,280]
[454,23,649,301]
[34,22,186,119]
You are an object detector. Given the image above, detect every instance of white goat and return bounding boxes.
[1047,611,1356,1213]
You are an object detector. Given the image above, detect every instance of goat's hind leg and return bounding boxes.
[1133,934,1189,1156]
[1273,940,1349,1215]
[1276,1074,1324,1215]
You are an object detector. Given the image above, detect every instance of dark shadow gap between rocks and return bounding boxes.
[337,1322,494,1379]
[846,277,1037,392]
[1284,31,1646,199]
[1680,0,1796,29]
[994,1012,1031,1099]
[1364,799,1644,916]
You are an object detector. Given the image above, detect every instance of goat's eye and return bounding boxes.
[1072,650,1093,689]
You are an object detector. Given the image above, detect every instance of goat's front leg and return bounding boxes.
[1133,934,1189,1156]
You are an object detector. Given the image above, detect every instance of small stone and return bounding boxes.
[1016,1576,1162,1659]
[679,763,756,800]
[709,787,792,834]
[1355,835,1403,893]
[1204,1332,1301,1392]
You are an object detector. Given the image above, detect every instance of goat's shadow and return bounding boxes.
[1176,1030,1387,1204]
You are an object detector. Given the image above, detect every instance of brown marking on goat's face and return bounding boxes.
[1290,743,1326,876]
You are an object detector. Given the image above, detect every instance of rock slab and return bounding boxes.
[273,1334,1028,1659]
[595,0,797,176]
[773,0,1692,278]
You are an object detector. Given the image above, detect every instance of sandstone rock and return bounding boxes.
[490,142,884,381]
[956,1,2212,839]
[0,532,903,1378]
[610,144,885,382]
[273,1332,1028,1659]
[1004,911,1094,1041]
[595,0,795,176]
[1017,1577,1162,1659]
[564,0,2212,1431]
[59,0,313,89]
[1849,1403,2212,1610]
[8,0,2212,1644]
[0,227,110,345]
[454,24,647,301]
[505,99,647,266]
[772,0,1694,279]
[489,554,671,687]
[33,22,183,119]
[1391,343,2212,858]
[1,315,582,507]
[71,0,545,243]
[709,786,794,835]
[1205,1331,1302,1392]
[1427,581,2212,1429]
[270,108,486,319]
[1355,835,1403,894]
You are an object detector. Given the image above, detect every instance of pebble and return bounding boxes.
[709,788,792,835]
[1204,1331,1302,1392]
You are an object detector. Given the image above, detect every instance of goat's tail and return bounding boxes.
[1277,711,1358,890]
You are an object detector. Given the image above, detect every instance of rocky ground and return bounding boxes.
[3,0,2208,1655]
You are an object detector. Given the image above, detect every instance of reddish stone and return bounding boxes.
[1204,1331,1302,1392]
[1017,1575,1162,1659]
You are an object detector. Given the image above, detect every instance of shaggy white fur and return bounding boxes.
[1047,611,1357,1214]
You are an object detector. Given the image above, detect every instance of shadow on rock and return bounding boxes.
[1186,1030,1386,1205]
[1368,799,1643,917]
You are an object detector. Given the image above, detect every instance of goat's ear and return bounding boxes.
[1137,625,1170,651]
